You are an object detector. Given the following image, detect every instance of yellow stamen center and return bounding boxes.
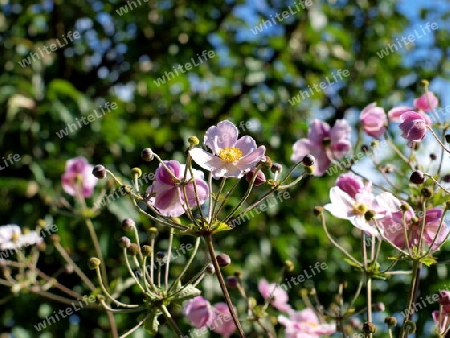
[352,202,368,215]
[218,147,243,163]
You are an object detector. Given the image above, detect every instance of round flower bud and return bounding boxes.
[384,316,397,327]
[361,144,370,153]
[430,153,437,160]
[122,218,135,231]
[439,291,450,306]
[156,251,165,261]
[313,206,324,216]
[443,174,450,183]
[141,148,154,162]
[88,257,101,270]
[226,276,238,288]
[446,134,450,144]
[131,167,142,178]
[216,253,231,267]
[188,136,200,146]
[118,237,131,248]
[271,163,282,174]
[421,187,433,198]
[375,302,385,311]
[304,165,314,175]
[364,210,376,221]
[148,227,158,236]
[301,154,315,167]
[409,170,425,184]
[127,243,140,256]
[400,203,410,211]
[445,201,450,210]
[141,245,152,256]
[206,263,215,274]
[233,271,242,280]
[284,260,294,272]
[363,322,376,334]
[92,165,106,179]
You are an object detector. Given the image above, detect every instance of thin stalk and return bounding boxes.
[204,234,245,337]
[400,260,420,338]
[85,218,108,287]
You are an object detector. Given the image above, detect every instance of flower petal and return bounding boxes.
[204,120,239,154]
[308,120,330,146]
[234,136,257,156]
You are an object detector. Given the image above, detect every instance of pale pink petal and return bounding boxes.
[387,106,414,123]
[324,187,354,218]
[211,303,236,337]
[204,120,239,154]
[414,92,438,111]
[235,146,266,172]
[308,120,330,146]
[291,139,313,162]
[234,136,257,156]
[330,119,351,144]
[313,148,332,176]
[156,160,181,185]
[189,148,225,172]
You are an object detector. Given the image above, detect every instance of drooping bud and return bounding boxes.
[216,253,231,267]
[92,165,106,179]
[122,218,135,231]
[118,237,131,248]
[409,170,425,184]
[141,148,154,162]
[245,168,266,186]
[88,257,101,270]
[301,154,315,167]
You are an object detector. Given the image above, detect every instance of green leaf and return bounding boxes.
[211,221,233,233]
[168,284,201,305]
[419,255,437,267]
[143,308,161,336]
[343,258,363,269]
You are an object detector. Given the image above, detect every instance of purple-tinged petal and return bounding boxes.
[234,136,257,156]
[308,120,330,146]
[156,160,181,185]
[291,139,313,162]
[235,146,266,173]
[204,120,239,154]
[388,106,414,123]
[414,92,439,111]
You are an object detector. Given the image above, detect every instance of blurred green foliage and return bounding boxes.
[1,0,449,336]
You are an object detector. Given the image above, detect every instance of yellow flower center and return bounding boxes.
[11,233,20,242]
[352,202,368,215]
[218,147,243,163]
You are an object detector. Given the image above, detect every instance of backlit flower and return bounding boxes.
[189,120,266,179]
[360,103,387,139]
[278,308,335,338]
[147,160,209,217]
[61,156,98,198]
[291,119,351,177]
[414,91,438,111]
[399,111,427,143]
[258,279,292,313]
[0,224,42,251]
[184,296,214,329]
[210,303,237,337]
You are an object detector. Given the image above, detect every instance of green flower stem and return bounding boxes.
[161,304,184,336]
[204,234,245,338]
[85,218,108,287]
[400,260,421,338]
[164,228,174,290]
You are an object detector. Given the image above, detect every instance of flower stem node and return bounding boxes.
[364,210,376,221]
[88,257,101,270]
[118,237,131,249]
[216,253,231,267]
[141,148,154,162]
[410,170,425,184]
[313,206,324,216]
[421,187,433,198]
[92,165,106,179]
[301,154,315,167]
[188,136,200,146]
[284,260,294,272]
[131,167,142,178]
[121,218,135,231]
[384,316,397,327]
[127,243,140,256]
[142,245,152,256]
[226,276,238,288]
[363,322,376,334]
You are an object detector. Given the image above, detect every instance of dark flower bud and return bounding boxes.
[233,271,242,280]
[263,156,273,169]
[216,253,231,267]
[364,210,376,221]
[439,290,450,306]
[226,276,238,288]
[156,251,165,261]
[375,302,385,311]
[246,168,266,186]
[361,144,370,153]
[118,237,131,248]
[400,203,410,211]
[122,218,135,231]
[421,187,433,198]
[363,322,376,334]
[445,201,450,210]
[206,263,215,274]
[443,174,450,183]
[141,148,154,161]
[409,171,425,184]
[301,154,315,167]
[430,153,437,160]
[127,243,140,256]
[446,134,450,144]
[142,245,152,256]
[313,206,323,216]
[271,163,282,174]
[384,316,397,327]
[88,257,101,270]
[92,165,106,179]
